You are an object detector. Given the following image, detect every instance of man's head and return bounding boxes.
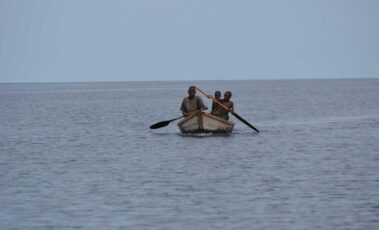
[224,91,232,101]
[215,91,221,100]
[188,86,196,98]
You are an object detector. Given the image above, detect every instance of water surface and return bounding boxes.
[1,79,379,229]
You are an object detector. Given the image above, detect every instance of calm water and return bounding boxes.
[1,79,379,229]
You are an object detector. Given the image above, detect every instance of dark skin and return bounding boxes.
[211,91,222,116]
[188,87,196,99]
[222,91,234,112]
[215,91,221,100]
[182,87,208,116]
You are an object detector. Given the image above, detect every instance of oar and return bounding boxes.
[149,109,203,129]
[195,86,260,133]
[149,115,185,129]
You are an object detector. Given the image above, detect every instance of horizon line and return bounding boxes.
[0,76,378,84]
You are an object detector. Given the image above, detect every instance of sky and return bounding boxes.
[0,0,378,83]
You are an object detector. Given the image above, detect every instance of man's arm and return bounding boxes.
[197,97,208,110]
[180,99,187,115]
[229,101,234,112]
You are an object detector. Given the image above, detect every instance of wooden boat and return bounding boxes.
[177,111,235,134]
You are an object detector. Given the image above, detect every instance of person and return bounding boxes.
[219,91,234,120]
[180,86,208,116]
[211,91,222,116]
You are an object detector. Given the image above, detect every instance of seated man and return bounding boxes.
[211,91,222,116]
[219,91,234,120]
[180,86,208,116]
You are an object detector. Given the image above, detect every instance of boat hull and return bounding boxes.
[177,112,235,134]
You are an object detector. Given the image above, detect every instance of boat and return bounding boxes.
[177,111,235,134]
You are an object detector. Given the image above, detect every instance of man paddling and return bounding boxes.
[180,86,208,116]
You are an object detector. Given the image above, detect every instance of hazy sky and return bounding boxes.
[1,0,378,82]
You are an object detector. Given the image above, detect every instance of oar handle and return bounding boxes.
[195,86,231,112]
[195,86,260,133]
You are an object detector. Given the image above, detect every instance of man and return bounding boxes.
[180,86,208,116]
[219,91,234,120]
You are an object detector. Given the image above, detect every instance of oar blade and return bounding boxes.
[150,115,185,130]
[231,111,260,133]
[149,120,171,129]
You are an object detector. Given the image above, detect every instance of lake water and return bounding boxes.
[1,79,379,229]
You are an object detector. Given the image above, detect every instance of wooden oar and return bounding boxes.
[195,86,260,133]
[149,109,203,129]
[149,115,185,129]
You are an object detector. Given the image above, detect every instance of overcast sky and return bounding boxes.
[0,0,378,83]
